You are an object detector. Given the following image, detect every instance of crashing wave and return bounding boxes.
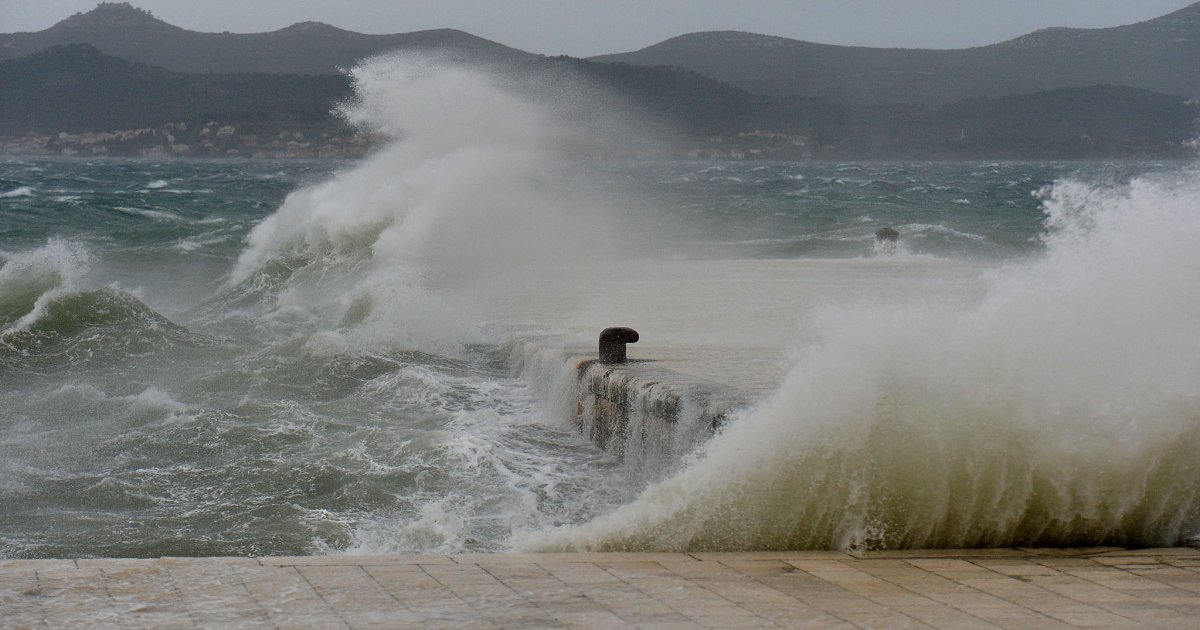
[526,168,1200,551]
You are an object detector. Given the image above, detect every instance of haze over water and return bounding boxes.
[1,57,1197,558]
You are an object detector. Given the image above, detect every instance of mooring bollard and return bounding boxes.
[875,226,900,243]
[599,327,639,364]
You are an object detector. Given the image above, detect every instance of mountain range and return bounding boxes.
[0,3,534,74]
[593,3,1200,105]
[0,44,350,136]
[1,2,1197,159]
[5,2,1199,108]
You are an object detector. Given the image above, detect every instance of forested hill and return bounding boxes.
[0,2,535,74]
[4,45,1195,160]
[0,44,351,135]
[592,2,1200,106]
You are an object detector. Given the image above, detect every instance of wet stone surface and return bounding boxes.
[2,548,1200,628]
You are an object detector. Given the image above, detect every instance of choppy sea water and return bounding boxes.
[2,58,1198,558]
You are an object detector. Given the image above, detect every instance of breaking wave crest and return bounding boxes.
[0,239,87,329]
[1,287,204,372]
[527,168,1200,551]
[220,54,622,358]
[1,241,204,373]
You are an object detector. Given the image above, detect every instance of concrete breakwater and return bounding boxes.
[573,357,755,460]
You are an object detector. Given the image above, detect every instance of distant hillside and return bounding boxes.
[938,86,1198,156]
[1,45,1194,160]
[514,57,845,141]
[844,85,1199,159]
[0,44,793,141]
[593,2,1200,106]
[0,43,768,138]
[518,58,1197,158]
[0,2,535,74]
[0,44,351,135]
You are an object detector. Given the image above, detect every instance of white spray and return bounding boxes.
[526,167,1200,551]
[227,54,625,357]
[0,239,89,333]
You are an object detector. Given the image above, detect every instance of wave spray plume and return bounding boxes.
[528,168,1200,551]
[226,55,624,356]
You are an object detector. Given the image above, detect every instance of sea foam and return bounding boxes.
[526,168,1200,551]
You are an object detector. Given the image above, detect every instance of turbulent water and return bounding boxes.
[534,167,1200,552]
[2,57,1198,558]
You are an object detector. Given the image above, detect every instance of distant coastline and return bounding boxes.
[3,128,1197,161]
[0,123,373,160]
[2,3,1198,161]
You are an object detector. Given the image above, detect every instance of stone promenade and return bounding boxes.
[4,548,1200,628]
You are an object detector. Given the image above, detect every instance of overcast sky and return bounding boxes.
[3,1,1195,57]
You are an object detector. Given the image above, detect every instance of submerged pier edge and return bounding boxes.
[573,356,755,458]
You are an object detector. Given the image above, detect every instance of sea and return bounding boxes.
[2,58,1199,559]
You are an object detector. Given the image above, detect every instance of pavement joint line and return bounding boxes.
[32,567,49,627]
[870,559,1081,628]
[357,562,408,611]
[468,563,562,626]
[487,561,579,626]
[755,562,887,628]
[289,563,350,628]
[220,565,262,627]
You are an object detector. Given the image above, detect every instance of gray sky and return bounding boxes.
[3,1,1195,57]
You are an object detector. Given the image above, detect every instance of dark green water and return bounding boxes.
[0,156,1191,557]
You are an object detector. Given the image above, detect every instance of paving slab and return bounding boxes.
[2,549,1200,628]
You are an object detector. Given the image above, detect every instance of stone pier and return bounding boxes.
[573,357,754,458]
[4,548,1200,628]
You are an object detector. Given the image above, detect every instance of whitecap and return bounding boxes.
[0,186,34,198]
[114,206,184,222]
